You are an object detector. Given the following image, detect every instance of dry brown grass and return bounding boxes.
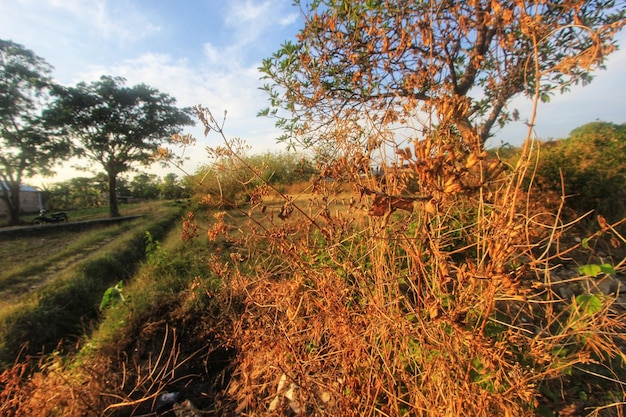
[171,108,626,416]
[0,279,236,417]
[2,109,624,416]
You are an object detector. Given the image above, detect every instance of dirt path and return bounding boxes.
[0,220,138,305]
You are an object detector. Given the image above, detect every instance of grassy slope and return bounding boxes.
[0,206,233,416]
[0,201,184,366]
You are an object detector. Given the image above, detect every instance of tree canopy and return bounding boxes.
[0,39,71,224]
[260,0,625,153]
[47,75,194,217]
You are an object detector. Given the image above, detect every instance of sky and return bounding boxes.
[1,0,625,185]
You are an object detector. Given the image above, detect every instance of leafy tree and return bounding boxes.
[45,176,102,209]
[42,182,70,210]
[66,177,101,208]
[47,75,194,217]
[260,0,625,152]
[116,176,132,198]
[130,172,161,200]
[159,173,186,200]
[93,172,110,196]
[0,39,71,224]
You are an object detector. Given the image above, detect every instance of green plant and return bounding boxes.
[534,122,626,223]
[99,280,125,310]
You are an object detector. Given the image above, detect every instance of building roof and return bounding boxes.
[0,181,40,193]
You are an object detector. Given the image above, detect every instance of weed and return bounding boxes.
[100,280,125,310]
[172,105,626,416]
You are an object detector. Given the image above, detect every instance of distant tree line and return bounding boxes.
[41,149,318,211]
[43,172,189,210]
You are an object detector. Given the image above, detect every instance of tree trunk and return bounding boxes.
[108,173,121,218]
[1,181,22,225]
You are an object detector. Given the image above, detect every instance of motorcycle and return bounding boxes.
[32,209,68,224]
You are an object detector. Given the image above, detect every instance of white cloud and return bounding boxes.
[226,0,270,23]
[203,42,221,65]
[224,0,299,46]
[45,0,161,43]
[280,13,300,26]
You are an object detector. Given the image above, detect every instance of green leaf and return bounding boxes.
[575,294,602,315]
[578,263,616,276]
[100,280,125,310]
[600,264,616,274]
[578,264,602,276]
[581,237,590,249]
[550,346,568,358]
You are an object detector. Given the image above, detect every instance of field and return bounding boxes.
[1,220,139,303]
[1,172,625,416]
[0,201,184,366]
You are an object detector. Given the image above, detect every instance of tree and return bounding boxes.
[130,172,161,200]
[0,39,71,224]
[159,173,186,200]
[47,75,194,217]
[260,1,625,154]
[66,177,102,208]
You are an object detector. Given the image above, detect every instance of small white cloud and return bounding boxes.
[279,13,299,26]
[202,42,243,69]
[223,0,298,46]
[204,42,220,65]
[226,0,271,24]
[45,0,161,43]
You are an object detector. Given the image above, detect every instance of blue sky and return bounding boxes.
[1,1,625,184]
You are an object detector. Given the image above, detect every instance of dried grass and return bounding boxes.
[2,108,624,415]
[186,106,626,416]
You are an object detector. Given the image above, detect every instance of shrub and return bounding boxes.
[534,122,626,224]
[184,107,626,416]
[188,143,315,208]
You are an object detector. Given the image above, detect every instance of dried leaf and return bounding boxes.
[597,215,609,231]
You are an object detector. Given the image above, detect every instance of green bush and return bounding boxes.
[535,122,626,223]
[496,122,626,225]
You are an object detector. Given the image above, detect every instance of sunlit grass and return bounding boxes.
[0,201,183,366]
[0,221,139,300]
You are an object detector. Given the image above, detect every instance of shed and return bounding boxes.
[0,181,43,215]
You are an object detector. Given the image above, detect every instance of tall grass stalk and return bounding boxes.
[181,103,626,416]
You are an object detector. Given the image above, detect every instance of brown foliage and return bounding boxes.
[180,108,626,415]
[261,0,625,152]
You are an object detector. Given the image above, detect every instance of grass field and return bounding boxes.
[0,201,184,365]
[0,185,625,416]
